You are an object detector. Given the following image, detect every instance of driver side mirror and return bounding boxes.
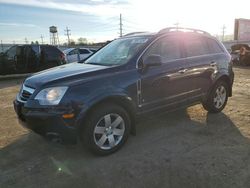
[144,54,162,68]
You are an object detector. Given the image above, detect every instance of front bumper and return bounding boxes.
[13,99,77,144]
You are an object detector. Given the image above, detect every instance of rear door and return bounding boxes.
[183,35,224,97]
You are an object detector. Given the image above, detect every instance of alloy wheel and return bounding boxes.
[93,113,125,150]
[213,85,227,109]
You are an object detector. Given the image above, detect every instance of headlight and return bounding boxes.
[35,87,68,105]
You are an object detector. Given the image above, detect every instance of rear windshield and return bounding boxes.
[41,46,61,59]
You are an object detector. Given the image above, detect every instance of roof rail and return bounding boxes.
[158,27,210,35]
[123,32,148,37]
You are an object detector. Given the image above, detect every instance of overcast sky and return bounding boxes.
[0,0,250,44]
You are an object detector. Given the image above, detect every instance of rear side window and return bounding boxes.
[185,37,210,57]
[41,46,61,59]
[144,37,181,62]
[79,49,91,54]
[17,46,26,57]
[206,38,224,54]
[6,46,17,58]
[68,49,78,55]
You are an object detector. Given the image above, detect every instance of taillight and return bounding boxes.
[60,53,65,60]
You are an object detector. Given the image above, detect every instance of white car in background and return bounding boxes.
[63,48,95,63]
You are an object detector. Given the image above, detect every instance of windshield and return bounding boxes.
[84,36,150,66]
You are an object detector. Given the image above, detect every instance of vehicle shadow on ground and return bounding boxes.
[233,65,250,70]
[1,108,250,188]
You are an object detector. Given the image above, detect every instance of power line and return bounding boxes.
[122,19,139,26]
[73,25,117,33]
[82,20,117,30]
[122,19,148,31]
[123,25,143,31]
[86,29,118,33]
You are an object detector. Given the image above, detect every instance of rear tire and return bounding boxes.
[81,103,131,155]
[202,80,229,113]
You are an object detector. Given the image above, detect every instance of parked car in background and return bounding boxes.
[231,43,250,66]
[0,44,66,75]
[63,48,94,63]
[89,48,98,53]
[14,27,234,155]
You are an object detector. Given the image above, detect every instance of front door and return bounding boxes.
[139,35,193,112]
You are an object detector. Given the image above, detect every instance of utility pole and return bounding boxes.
[13,40,15,45]
[65,27,71,46]
[222,25,226,42]
[40,35,44,44]
[119,13,123,37]
[174,22,179,30]
[1,40,3,52]
[24,37,28,44]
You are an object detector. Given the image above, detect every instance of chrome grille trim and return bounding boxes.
[22,85,35,94]
[17,85,35,103]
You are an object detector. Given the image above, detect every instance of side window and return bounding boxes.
[185,37,210,57]
[68,49,78,55]
[16,46,23,56]
[144,37,181,62]
[79,49,90,54]
[47,46,60,54]
[206,38,224,54]
[6,46,17,58]
[41,46,60,60]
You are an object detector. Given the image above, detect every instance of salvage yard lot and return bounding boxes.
[0,67,250,188]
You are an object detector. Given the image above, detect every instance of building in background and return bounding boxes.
[234,18,250,41]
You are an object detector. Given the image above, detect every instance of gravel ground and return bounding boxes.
[0,67,250,188]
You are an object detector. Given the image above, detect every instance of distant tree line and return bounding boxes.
[29,37,111,47]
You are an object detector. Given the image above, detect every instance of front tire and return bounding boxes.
[202,80,229,113]
[81,104,130,155]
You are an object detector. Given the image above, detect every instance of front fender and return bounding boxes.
[74,89,136,130]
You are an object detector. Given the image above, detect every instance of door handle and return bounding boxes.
[178,68,188,74]
[210,62,217,67]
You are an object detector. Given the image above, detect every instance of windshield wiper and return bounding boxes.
[84,62,110,66]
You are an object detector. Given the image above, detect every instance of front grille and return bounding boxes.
[19,85,35,102]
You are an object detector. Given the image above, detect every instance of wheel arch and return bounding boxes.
[214,74,232,97]
[76,95,137,136]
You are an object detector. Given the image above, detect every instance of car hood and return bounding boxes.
[25,63,108,88]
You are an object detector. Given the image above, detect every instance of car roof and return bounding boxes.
[63,47,92,53]
[122,32,156,38]
[122,27,211,39]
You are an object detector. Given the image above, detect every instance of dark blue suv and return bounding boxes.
[14,28,234,155]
